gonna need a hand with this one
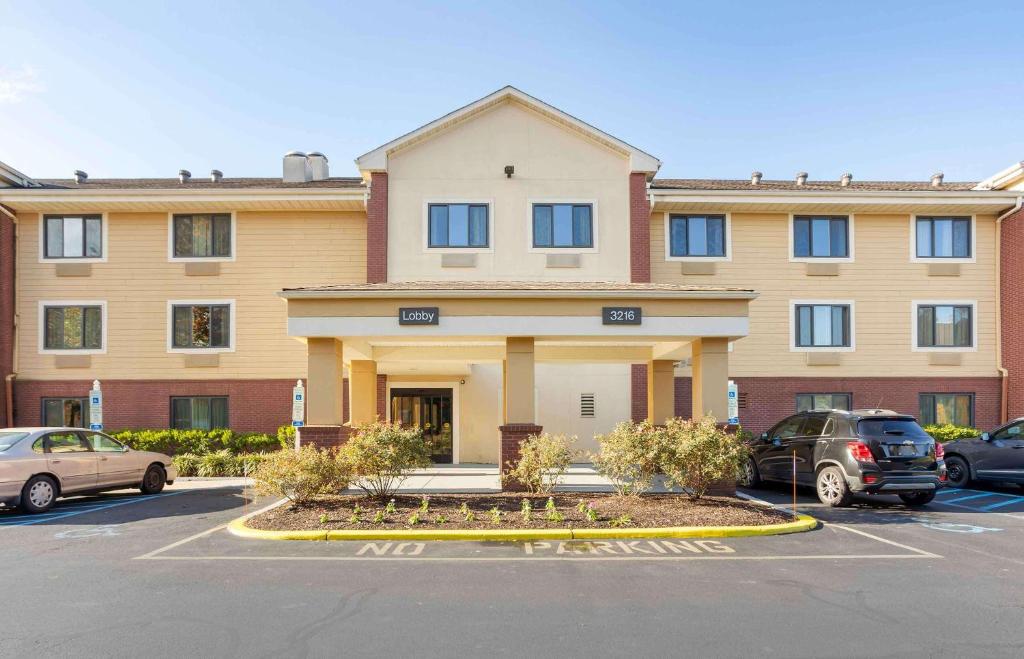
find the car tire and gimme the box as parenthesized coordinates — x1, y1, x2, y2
(899, 491, 936, 506)
(816, 466, 853, 507)
(738, 457, 761, 488)
(944, 456, 971, 488)
(20, 475, 58, 514)
(140, 465, 166, 495)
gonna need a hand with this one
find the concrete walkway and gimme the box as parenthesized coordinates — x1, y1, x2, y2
(370, 465, 623, 493)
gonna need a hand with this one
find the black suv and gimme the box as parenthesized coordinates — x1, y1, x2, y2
(739, 409, 947, 507)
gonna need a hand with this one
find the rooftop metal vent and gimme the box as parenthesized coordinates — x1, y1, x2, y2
(750, 171, 762, 185)
(283, 151, 310, 183)
(73, 170, 88, 184)
(178, 169, 191, 184)
(210, 169, 223, 183)
(931, 172, 944, 187)
(307, 152, 329, 181)
(795, 172, 808, 186)
(840, 173, 853, 187)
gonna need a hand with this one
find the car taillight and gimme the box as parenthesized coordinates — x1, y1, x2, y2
(863, 474, 879, 484)
(939, 472, 948, 482)
(847, 441, 875, 463)
(934, 442, 945, 459)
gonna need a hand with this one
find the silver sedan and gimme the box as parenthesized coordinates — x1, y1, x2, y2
(0, 427, 177, 513)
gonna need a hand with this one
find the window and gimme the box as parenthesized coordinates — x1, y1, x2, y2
(44, 432, 91, 453)
(171, 397, 229, 430)
(916, 304, 973, 348)
(172, 214, 232, 258)
(668, 214, 726, 258)
(794, 303, 851, 348)
(919, 393, 973, 427)
(796, 394, 852, 412)
(42, 398, 89, 427)
(171, 303, 231, 349)
(991, 422, 1023, 441)
(43, 305, 103, 350)
(44, 215, 103, 259)
(915, 216, 971, 258)
(769, 416, 804, 440)
(532, 204, 593, 248)
(800, 414, 829, 437)
(580, 393, 596, 418)
(85, 432, 124, 452)
(793, 216, 849, 258)
(428, 204, 488, 248)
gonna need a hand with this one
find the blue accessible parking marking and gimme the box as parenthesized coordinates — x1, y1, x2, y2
(931, 487, 1024, 513)
(0, 491, 185, 528)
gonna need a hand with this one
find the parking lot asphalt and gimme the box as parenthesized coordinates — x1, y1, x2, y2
(1, 481, 1023, 658)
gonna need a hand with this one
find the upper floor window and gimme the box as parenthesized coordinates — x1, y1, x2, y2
(532, 204, 593, 249)
(44, 215, 103, 259)
(793, 302, 852, 349)
(428, 204, 489, 248)
(171, 302, 232, 350)
(172, 214, 232, 259)
(668, 214, 726, 258)
(793, 216, 849, 259)
(915, 216, 971, 259)
(42, 304, 103, 352)
(916, 303, 973, 349)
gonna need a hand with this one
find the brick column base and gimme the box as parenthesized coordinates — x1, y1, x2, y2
(499, 423, 543, 491)
(297, 425, 352, 450)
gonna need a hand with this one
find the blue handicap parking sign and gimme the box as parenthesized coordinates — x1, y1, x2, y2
(90, 423, 103, 431)
(292, 421, 304, 427)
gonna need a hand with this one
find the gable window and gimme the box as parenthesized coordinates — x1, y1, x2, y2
(668, 214, 726, 258)
(793, 216, 849, 258)
(794, 303, 852, 349)
(796, 393, 851, 412)
(171, 396, 229, 430)
(44, 215, 103, 259)
(42, 397, 89, 428)
(172, 214, 232, 259)
(171, 303, 232, 350)
(532, 204, 593, 248)
(916, 304, 973, 348)
(919, 393, 973, 427)
(915, 216, 971, 259)
(428, 204, 489, 248)
(43, 305, 103, 351)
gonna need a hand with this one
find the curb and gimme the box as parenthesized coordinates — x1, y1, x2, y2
(227, 512, 818, 542)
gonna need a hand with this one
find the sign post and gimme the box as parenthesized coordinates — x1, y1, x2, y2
(89, 380, 103, 431)
(727, 380, 739, 425)
(291, 380, 305, 450)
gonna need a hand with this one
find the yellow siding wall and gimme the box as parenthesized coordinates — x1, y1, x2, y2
(651, 212, 999, 377)
(17, 210, 365, 380)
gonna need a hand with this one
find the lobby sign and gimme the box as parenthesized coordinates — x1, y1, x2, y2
(89, 380, 103, 431)
(727, 380, 739, 425)
(399, 307, 440, 325)
(602, 306, 642, 325)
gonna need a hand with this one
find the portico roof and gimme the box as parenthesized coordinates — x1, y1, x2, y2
(279, 280, 757, 300)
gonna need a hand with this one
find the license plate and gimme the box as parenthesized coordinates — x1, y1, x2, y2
(890, 445, 918, 457)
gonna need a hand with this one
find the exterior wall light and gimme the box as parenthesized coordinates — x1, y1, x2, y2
(504, 165, 514, 178)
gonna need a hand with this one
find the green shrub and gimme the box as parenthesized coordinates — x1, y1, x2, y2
(660, 416, 748, 499)
(339, 420, 431, 499)
(590, 420, 665, 496)
(923, 424, 981, 443)
(172, 453, 201, 477)
(109, 428, 282, 456)
(198, 450, 240, 478)
(252, 445, 350, 504)
(226, 432, 280, 454)
(503, 432, 577, 493)
(237, 453, 269, 475)
(277, 425, 297, 450)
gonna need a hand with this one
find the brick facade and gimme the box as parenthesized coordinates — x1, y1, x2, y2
(629, 172, 650, 284)
(630, 364, 648, 422)
(498, 423, 543, 490)
(376, 373, 387, 419)
(1001, 206, 1024, 420)
(297, 425, 353, 450)
(0, 209, 14, 426)
(366, 171, 388, 283)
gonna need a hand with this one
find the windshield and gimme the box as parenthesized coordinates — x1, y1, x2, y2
(0, 432, 30, 452)
(857, 419, 931, 439)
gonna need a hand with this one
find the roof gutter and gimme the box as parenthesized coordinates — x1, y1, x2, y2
(995, 195, 1024, 423)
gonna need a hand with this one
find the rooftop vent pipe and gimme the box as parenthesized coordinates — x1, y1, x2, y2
(73, 170, 88, 184)
(795, 172, 808, 186)
(307, 152, 329, 181)
(931, 172, 944, 187)
(840, 173, 853, 187)
(751, 171, 763, 185)
(210, 169, 223, 183)
(178, 169, 191, 184)
(283, 151, 311, 183)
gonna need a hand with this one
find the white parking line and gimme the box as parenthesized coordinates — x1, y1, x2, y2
(134, 498, 285, 560)
(0, 491, 188, 528)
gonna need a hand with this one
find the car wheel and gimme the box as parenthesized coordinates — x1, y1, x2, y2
(21, 475, 58, 514)
(140, 465, 166, 495)
(944, 456, 971, 488)
(738, 457, 761, 488)
(899, 491, 936, 506)
(816, 466, 853, 507)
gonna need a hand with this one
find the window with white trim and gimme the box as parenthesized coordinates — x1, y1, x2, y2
(428, 204, 488, 248)
(172, 214, 232, 258)
(172, 304, 231, 349)
(532, 204, 593, 248)
(43, 305, 103, 350)
(668, 214, 726, 257)
(44, 215, 102, 259)
(915, 216, 971, 258)
(793, 216, 848, 258)
(794, 304, 851, 348)
(917, 304, 972, 348)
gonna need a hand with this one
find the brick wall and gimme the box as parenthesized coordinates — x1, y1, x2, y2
(630, 364, 648, 422)
(629, 172, 650, 284)
(1001, 206, 1024, 419)
(366, 171, 388, 283)
(0, 210, 14, 425)
(376, 373, 387, 419)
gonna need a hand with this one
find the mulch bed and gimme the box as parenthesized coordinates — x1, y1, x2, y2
(247, 493, 790, 531)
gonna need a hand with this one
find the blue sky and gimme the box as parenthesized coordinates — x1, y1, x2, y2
(1, 1, 1022, 182)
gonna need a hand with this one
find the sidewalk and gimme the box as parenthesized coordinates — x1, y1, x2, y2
(371, 465, 622, 493)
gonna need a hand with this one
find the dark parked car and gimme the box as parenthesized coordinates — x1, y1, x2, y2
(942, 418, 1024, 488)
(739, 409, 947, 507)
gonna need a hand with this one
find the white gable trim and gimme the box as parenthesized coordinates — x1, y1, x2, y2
(355, 86, 661, 175)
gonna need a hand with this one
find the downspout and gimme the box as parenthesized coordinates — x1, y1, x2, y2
(996, 196, 1024, 423)
(1, 205, 16, 427)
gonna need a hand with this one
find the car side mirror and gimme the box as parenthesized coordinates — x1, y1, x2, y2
(121, 445, 130, 452)
(759, 432, 769, 442)
(980, 432, 991, 442)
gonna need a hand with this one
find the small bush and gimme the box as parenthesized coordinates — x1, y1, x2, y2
(591, 420, 665, 496)
(923, 424, 980, 443)
(503, 432, 577, 493)
(277, 425, 297, 450)
(660, 416, 748, 499)
(198, 450, 240, 478)
(110, 428, 283, 456)
(252, 445, 350, 504)
(172, 453, 201, 477)
(339, 421, 431, 499)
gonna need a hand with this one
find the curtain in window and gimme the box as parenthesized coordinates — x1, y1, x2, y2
(468, 206, 488, 247)
(916, 219, 932, 257)
(211, 398, 229, 428)
(173, 306, 192, 348)
(429, 206, 449, 247)
(46, 218, 64, 257)
(918, 306, 935, 346)
(670, 217, 688, 256)
(572, 206, 592, 247)
(210, 306, 230, 347)
(533, 206, 553, 246)
(706, 216, 724, 256)
(174, 216, 193, 257)
(85, 218, 102, 257)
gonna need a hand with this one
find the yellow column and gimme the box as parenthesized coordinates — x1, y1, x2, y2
(691, 337, 730, 420)
(306, 338, 344, 425)
(646, 359, 676, 425)
(348, 360, 378, 425)
(504, 337, 535, 423)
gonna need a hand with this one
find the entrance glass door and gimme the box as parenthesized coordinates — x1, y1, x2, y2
(389, 388, 454, 463)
